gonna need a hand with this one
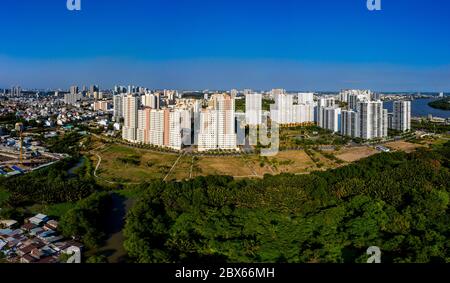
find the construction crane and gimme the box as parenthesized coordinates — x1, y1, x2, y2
(15, 122, 24, 164)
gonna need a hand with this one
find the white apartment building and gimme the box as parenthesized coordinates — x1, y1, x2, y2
(215, 94, 237, 150)
(293, 103, 315, 124)
(317, 107, 341, 133)
(392, 101, 411, 132)
(271, 93, 294, 124)
(142, 93, 160, 109)
(339, 89, 372, 104)
(149, 109, 165, 146)
(122, 94, 139, 142)
(298, 92, 314, 104)
(340, 110, 358, 138)
(198, 109, 218, 151)
(271, 93, 315, 125)
(168, 110, 183, 150)
(348, 91, 372, 110)
(383, 109, 389, 137)
(136, 108, 189, 150)
(243, 89, 252, 96)
(270, 89, 286, 98)
(317, 96, 336, 108)
(340, 100, 388, 140)
(245, 93, 262, 125)
(356, 101, 387, 140)
(316, 96, 335, 125)
(179, 109, 192, 146)
(137, 108, 152, 144)
(198, 94, 237, 151)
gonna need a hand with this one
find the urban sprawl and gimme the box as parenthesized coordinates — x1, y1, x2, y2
(2, 86, 447, 157)
(0, 85, 448, 263)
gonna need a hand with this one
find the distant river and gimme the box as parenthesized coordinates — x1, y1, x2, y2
(384, 98, 450, 119)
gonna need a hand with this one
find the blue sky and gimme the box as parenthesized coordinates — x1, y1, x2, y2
(1, 0, 450, 91)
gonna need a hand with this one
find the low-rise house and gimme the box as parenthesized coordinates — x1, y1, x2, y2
(51, 241, 71, 252)
(2, 213, 83, 263)
(0, 239, 6, 250)
(30, 248, 43, 259)
(21, 254, 37, 263)
(43, 235, 64, 244)
(29, 227, 44, 236)
(0, 220, 18, 229)
(10, 229, 24, 237)
(21, 223, 38, 232)
(6, 237, 20, 248)
(44, 220, 58, 230)
(28, 214, 49, 226)
(37, 230, 55, 241)
(0, 229, 14, 239)
(40, 245, 57, 256)
(18, 243, 45, 257)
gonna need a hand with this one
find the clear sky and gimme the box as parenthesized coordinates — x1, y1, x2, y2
(1, 0, 450, 91)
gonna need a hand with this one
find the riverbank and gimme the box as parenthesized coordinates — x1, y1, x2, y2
(428, 97, 450, 111)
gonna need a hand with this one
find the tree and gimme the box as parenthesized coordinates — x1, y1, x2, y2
(123, 141, 450, 263)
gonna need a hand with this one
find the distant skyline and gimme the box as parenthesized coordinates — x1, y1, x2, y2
(1, 0, 450, 91)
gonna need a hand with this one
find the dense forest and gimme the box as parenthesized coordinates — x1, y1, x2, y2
(60, 192, 112, 249)
(124, 142, 450, 263)
(0, 158, 98, 207)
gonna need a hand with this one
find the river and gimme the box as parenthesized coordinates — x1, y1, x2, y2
(384, 98, 450, 119)
(67, 157, 85, 176)
(97, 193, 136, 263)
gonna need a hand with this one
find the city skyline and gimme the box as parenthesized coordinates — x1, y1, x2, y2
(1, 0, 450, 91)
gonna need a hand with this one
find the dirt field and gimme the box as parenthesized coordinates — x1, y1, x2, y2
(268, 151, 317, 174)
(384, 141, 424, 153)
(242, 155, 276, 176)
(196, 156, 256, 178)
(91, 144, 347, 183)
(91, 142, 423, 183)
(335, 146, 379, 162)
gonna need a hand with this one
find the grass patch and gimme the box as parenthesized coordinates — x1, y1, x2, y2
(197, 156, 255, 177)
(118, 155, 141, 166)
(92, 145, 178, 183)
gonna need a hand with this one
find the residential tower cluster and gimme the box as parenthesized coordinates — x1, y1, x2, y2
(111, 88, 412, 151)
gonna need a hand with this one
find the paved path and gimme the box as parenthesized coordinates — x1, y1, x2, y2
(163, 152, 185, 182)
